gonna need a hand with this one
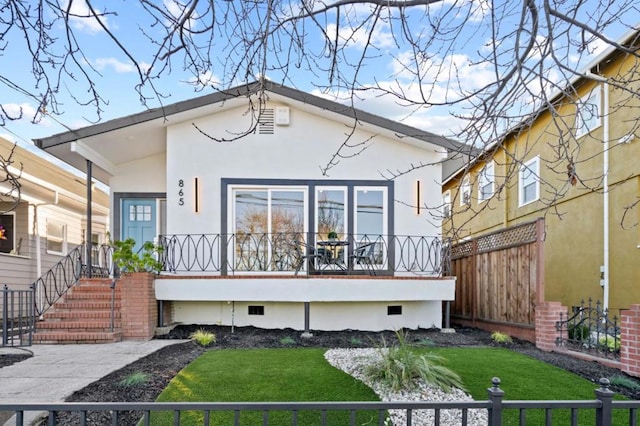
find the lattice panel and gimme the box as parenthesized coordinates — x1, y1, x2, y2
(477, 221, 538, 253)
(450, 220, 539, 258)
(451, 240, 473, 259)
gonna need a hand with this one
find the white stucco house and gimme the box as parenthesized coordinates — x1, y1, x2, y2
(34, 80, 459, 332)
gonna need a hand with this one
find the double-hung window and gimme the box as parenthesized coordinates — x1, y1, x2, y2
(0, 213, 15, 254)
(46, 220, 67, 254)
(477, 161, 495, 202)
(575, 88, 601, 138)
(460, 175, 471, 206)
(442, 191, 451, 218)
(519, 157, 540, 206)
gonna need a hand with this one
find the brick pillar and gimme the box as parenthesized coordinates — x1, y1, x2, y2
(119, 272, 157, 340)
(535, 301, 567, 352)
(620, 304, 640, 378)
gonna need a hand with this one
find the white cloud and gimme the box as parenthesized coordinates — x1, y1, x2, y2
(93, 57, 136, 73)
(325, 22, 395, 50)
(2, 103, 39, 121)
(62, 0, 108, 34)
(163, 0, 199, 30)
(186, 71, 222, 89)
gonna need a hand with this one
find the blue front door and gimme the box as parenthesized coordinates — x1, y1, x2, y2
(121, 199, 157, 253)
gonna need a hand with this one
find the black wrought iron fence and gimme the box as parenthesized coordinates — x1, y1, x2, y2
(31, 243, 115, 317)
(1, 378, 637, 426)
(556, 298, 621, 360)
(1, 284, 34, 347)
(158, 233, 450, 276)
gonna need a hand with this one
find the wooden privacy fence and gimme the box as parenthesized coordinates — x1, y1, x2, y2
(450, 219, 545, 340)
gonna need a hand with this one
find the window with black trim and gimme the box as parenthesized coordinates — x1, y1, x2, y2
(0, 213, 15, 254)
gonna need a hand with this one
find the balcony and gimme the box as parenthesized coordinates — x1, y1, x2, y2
(158, 233, 450, 277)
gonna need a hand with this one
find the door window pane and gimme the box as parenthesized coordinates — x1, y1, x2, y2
(233, 188, 306, 272)
(355, 189, 384, 237)
(316, 189, 346, 239)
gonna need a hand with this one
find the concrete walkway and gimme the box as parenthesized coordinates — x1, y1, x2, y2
(0, 340, 182, 426)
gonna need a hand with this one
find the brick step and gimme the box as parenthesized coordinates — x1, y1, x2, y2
(43, 310, 121, 320)
(32, 330, 122, 344)
(54, 301, 121, 310)
(72, 282, 116, 290)
(64, 292, 118, 301)
(36, 319, 121, 331)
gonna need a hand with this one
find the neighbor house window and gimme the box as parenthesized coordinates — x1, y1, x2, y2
(460, 175, 471, 206)
(0, 213, 16, 254)
(478, 161, 495, 202)
(575, 88, 601, 138)
(519, 157, 540, 206)
(442, 191, 451, 218)
(46, 220, 67, 254)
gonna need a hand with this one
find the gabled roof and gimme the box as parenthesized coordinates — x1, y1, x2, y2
(0, 137, 108, 215)
(35, 80, 463, 152)
(34, 80, 466, 184)
(442, 26, 640, 185)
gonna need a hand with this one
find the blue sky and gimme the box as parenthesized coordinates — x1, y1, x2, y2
(1, 1, 637, 167)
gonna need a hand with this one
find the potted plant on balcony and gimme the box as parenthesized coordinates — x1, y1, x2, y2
(327, 231, 338, 241)
(112, 237, 164, 275)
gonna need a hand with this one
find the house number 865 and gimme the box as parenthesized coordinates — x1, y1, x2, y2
(178, 179, 185, 206)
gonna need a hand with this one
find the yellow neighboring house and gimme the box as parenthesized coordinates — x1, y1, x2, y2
(0, 137, 109, 290)
(443, 29, 640, 318)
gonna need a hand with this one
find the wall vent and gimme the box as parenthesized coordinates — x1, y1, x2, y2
(258, 109, 275, 134)
(275, 106, 290, 126)
(387, 305, 402, 315)
(248, 305, 265, 315)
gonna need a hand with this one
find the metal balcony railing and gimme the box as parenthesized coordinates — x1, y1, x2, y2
(158, 233, 450, 276)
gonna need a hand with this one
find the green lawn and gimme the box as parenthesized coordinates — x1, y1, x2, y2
(150, 347, 628, 426)
(430, 347, 627, 426)
(151, 348, 380, 425)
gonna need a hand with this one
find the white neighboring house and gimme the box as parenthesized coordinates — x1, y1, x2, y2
(0, 137, 109, 291)
(35, 81, 459, 332)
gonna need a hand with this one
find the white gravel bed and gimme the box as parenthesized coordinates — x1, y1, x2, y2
(324, 348, 488, 426)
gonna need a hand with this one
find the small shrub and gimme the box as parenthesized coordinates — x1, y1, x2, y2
(189, 329, 216, 346)
(118, 372, 149, 387)
(491, 331, 513, 344)
(112, 238, 164, 273)
(568, 323, 591, 341)
(365, 330, 465, 393)
(349, 337, 363, 346)
(610, 375, 640, 391)
(280, 336, 296, 346)
(598, 335, 620, 353)
(414, 338, 435, 347)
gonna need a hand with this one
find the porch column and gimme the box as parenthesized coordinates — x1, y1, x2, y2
(86, 159, 93, 278)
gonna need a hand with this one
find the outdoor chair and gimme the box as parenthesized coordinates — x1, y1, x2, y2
(350, 241, 377, 275)
(292, 240, 332, 275)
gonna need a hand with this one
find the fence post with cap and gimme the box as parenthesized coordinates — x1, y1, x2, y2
(595, 378, 614, 426)
(487, 377, 504, 426)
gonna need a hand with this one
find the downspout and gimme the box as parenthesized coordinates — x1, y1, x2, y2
(586, 72, 610, 311)
(602, 80, 610, 312)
